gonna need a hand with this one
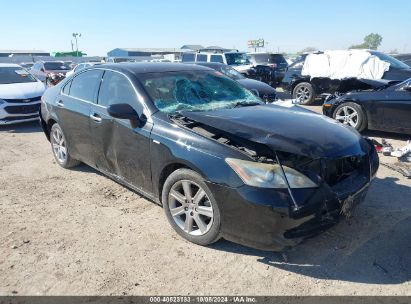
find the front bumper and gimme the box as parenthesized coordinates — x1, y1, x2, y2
(322, 100, 338, 117)
(0, 99, 41, 125)
(207, 148, 379, 251)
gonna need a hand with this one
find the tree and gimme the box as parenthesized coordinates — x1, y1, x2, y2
(350, 33, 383, 50)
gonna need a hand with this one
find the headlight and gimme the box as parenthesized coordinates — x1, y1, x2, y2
(225, 158, 318, 189)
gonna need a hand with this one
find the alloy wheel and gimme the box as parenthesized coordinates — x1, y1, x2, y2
(51, 127, 67, 163)
(295, 86, 311, 103)
(335, 106, 359, 127)
(168, 180, 214, 236)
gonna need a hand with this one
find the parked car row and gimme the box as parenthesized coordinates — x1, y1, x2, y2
(181, 50, 288, 86)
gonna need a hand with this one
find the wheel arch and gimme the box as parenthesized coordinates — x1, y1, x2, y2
(291, 79, 313, 93)
(333, 99, 368, 130)
(45, 118, 58, 141)
(157, 161, 204, 203)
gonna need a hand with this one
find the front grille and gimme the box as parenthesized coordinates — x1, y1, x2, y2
(2, 96, 41, 104)
(323, 155, 367, 187)
(4, 104, 40, 114)
(1, 114, 38, 122)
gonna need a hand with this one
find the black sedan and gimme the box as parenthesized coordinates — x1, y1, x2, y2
(187, 62, 277, 102)
(40, 63, 379, 251)
(323, 78, 411, 134)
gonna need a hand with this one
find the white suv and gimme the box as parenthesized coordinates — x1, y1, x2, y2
(182, 52, 252, 73)
(0, 64, 46, 125)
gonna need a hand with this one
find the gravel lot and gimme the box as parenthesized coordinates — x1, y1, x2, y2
(0, 104, 410, 296)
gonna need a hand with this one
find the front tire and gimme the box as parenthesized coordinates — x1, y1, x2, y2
(333, 102, 367, 132)
(50, 123, 80, 168)
(293, 82, 315, 105)
(162, 169, 221, 246)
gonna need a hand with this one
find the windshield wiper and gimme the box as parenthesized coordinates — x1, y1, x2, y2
(232, 101, 261, 108)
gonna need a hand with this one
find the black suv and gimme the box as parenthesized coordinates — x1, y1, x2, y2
(247, 52, 288, 86)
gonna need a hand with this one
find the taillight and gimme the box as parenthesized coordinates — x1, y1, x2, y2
(268, 63, 277, 69)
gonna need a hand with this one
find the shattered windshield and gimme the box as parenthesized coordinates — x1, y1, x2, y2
(139, 71, 262, 114)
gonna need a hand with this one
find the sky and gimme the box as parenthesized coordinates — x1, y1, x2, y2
(1, 0, 410, 56)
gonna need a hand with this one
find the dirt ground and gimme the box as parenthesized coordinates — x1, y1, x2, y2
(0, 104, 410, 296)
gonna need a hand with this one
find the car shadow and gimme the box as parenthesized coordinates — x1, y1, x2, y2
(211, 176, 411, 285)
(0, 121, 41, 133)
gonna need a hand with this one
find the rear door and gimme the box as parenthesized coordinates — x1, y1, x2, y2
(91, 70, 153, 193)
(57, 69, 103, 164)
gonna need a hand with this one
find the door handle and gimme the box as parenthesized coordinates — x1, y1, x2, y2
(90, 113, 102, 123)
(57, 100, 64, 108)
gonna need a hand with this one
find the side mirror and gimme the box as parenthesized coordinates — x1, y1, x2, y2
(40, 68, 45, 72)
(107, 103, 146, 128)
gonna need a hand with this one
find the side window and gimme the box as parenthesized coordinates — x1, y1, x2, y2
(97, 71, 139, 109)
(62, 80, 72, 95)
(181, 53, 195, 62)
(210, 55, 224, 63)
(68, 70, 103, 103)
(196, 54, 207, 62)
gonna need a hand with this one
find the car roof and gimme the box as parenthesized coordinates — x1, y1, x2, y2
(187, 62, 225, 68)
(0, 63, 21, 68)
(37, 60, 65, 63)
(91, 62, 212, 75)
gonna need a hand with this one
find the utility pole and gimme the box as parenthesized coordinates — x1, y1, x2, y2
(72, 33, 82, 56)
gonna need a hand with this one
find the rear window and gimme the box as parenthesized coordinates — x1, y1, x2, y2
(0, 67, 37, 84)
(196, 54, 208, 62)
(252, 54, 270, 63)
(269, 54, 288, 65)
(182, 53, 195, 62)
(44, 62, 70, 70)
(210, 55, 224, 63)
(252, 54, 287, 65)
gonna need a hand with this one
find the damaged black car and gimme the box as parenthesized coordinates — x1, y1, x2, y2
(323, 78, 411, 134)
(40, 63, 379, 251)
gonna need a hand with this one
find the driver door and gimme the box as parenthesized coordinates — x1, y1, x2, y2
(91, 70, 153, 193)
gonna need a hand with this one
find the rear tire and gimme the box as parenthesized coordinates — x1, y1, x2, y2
(162, 169, 221, 246)
(50, 123, 80, 168)
(333, 102, 367, 132)
(293, 82, 315, 105)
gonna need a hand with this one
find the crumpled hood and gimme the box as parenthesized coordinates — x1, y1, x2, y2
(182, 104, 369, 159)
(0, 81, 46, 99)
